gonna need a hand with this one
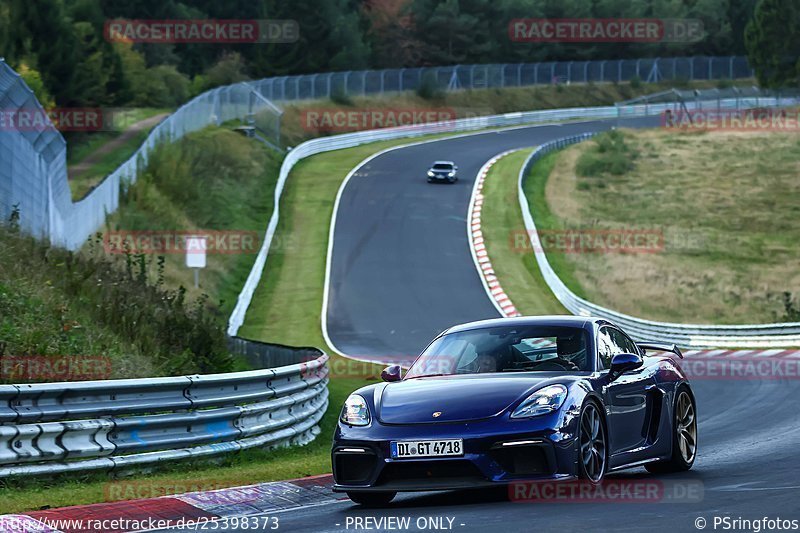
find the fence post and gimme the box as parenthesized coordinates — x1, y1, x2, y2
(399, 68, 405, 91)
(344, 71, 351, 95)
(517, 63, 523, 86)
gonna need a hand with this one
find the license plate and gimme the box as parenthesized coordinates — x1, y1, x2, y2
(390, 439, 464, 459)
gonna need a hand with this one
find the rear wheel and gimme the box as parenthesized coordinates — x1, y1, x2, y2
(645, 387, 697, 473)
(346, 491, 396, 507)
(578, 402, 607, 483)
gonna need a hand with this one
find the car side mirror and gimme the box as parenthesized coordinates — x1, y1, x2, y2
(609, 353, 643, 377)
(381, 365, 402, 382)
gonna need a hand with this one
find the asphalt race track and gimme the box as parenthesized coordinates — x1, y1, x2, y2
(155, 118, 800, 533)
(160, 377, 800, 532)
(325, 117, 655, 362)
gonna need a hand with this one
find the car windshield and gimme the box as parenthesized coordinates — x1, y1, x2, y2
(432, 163, 453, 170)
(406, 325, 591, 378)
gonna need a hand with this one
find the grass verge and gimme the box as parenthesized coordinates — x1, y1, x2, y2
(479, 150, 566, 315)
(238, 131, 481, 347)
(527, 129, 800, 324)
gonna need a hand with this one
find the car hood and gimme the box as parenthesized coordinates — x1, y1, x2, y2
(376, 373, 571, 424)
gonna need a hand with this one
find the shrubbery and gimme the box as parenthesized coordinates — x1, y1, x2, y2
(0, 222, 235, 381)
(575, 130, 639, 178)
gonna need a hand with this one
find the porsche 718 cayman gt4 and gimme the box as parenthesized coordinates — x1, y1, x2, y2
(332, 316, 697, 506)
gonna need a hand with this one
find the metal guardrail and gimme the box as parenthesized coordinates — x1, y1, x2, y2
(516, 135, 800, 348)
(0, 353, 328, 477)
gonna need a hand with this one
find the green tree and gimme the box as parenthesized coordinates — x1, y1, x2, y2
(745, 0, 800, 87)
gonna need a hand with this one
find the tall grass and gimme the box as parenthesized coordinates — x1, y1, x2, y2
(0, 223, 234, 381)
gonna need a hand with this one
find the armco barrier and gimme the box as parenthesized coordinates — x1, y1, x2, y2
(0, 353, 328, 477)
(516, 134, 800, 348)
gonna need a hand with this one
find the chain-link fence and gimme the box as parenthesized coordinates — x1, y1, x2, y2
(0, 62, 282, 249)
(0, 55, 755, 251)
(250, 56, 752, 102)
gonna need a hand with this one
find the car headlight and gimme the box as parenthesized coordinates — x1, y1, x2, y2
(427, 170, 434, 177)
(448, 171, 455, 177)
(340, 394, 370, 426)
(511, 384, 568, 418)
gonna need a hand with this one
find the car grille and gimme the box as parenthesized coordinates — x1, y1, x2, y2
(489, 445, 552, 476)
(334, 452, 378, 485)
(376, 460, 485, 486)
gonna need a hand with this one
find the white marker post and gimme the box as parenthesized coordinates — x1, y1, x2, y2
(185, 235, 208, 288)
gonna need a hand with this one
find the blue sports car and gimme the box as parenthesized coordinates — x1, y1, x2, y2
(332, 316, 697, 506)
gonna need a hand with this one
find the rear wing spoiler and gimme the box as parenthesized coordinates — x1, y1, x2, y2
(637, 342, 683, 359)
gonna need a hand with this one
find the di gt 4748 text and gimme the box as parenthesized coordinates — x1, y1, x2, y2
(332, 316, 697, 506)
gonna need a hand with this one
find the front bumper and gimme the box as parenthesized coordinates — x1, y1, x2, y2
(427, 173, 456, 181)
(332, 418, 578, 492)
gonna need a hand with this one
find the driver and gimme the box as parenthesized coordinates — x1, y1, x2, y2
(556, 335, 587, 370)
(474, 354, 498, 373)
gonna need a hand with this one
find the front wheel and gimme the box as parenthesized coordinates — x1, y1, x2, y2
(645, 387, 697, 473)
(578, 401, 607, 483)
(346, 491, 396, 507)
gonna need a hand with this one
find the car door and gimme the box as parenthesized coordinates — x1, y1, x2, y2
(599, 326, 654, 453)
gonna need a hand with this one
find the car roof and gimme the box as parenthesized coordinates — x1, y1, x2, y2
(431, 161, 455, 166)
(441, 315, 603, 336)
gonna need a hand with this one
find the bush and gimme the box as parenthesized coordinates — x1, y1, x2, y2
(0, 223, 235, 381)
(416, 71, 444, 100)
(717, 78, 734, 89)
(629, 75, 642, 90)
(330, 83, 353, 106)
(575, 130, 638, 177)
